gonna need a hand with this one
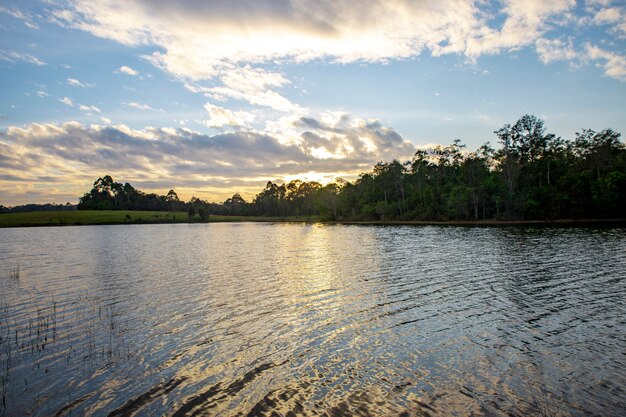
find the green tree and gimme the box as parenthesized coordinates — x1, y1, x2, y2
(197, 206, 210, 221)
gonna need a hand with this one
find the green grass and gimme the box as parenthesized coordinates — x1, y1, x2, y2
(0, 210, 320, 227)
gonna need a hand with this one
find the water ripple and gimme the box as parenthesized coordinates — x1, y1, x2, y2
(0, 223, 624, 416)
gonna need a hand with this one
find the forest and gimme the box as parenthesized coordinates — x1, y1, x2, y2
(0, 202, 76, 213)
(76, 115, 626, 221)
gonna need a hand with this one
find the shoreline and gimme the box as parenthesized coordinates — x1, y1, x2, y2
(1, 210, 625, 228)
(331, 218, 626, 226)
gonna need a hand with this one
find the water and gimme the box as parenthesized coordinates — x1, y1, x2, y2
(0, 223, 624, 416)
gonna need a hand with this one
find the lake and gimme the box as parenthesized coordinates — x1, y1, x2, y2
(0, 223, 624, 416)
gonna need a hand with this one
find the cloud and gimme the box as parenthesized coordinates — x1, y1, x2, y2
(67, 78, 93, 87)
(49, 0, 626, 108)
(79, 104, 102, 113)
(204, 103, 255, 128)
(535, 38, 580, 64)
(0, 116, 417, 204)
(461, 0, 577, 59)
(58, 97, 74, 106)
(0, 5, 40, 30)
(123, 102, 163, 112)
(588, 2, 626, 37)
(585, 43, 626, 81)
(60, 0, 623, 69)
(294, 112, 417, 158)
(100, 117, 112, 124)
(118, 65, 139, 76)
(55, 1, 578, 73)
(593, 7, 622, 25)
(36, 90, 49, 98)
(185, 66, 302, 113)
(0, 50, 46, 66)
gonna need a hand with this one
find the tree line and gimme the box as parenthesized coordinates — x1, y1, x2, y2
(77, 115, 625, 221)
(0, 203, 76, 214)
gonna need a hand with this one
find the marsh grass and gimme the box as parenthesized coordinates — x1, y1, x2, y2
(0, 285, 130, 416)
(6, 267, 19, 282)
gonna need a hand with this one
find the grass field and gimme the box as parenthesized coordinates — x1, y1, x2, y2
(2, 210, 621, 228)
(0, 210, 319, 227)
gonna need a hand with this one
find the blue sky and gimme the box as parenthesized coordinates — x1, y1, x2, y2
(1, 0, 626, 204)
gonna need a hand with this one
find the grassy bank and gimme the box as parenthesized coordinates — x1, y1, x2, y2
(1, 210, 624, 228)
(0, 210, 319, 227)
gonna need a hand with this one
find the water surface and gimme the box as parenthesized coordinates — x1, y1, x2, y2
(0, 223, 624, 416)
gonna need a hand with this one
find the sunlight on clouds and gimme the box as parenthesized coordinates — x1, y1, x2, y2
(282, 172, 347, 185)
(52, 0, 602, 74)
(204, 103, 255, 128)
(310, 147, 340, 160)
(55, 1, 487, 73)
(186, 67, 301, 113)
(4, 1, 626, 205)
(0, 116, 416, 204)
(43, 0, 626, 134)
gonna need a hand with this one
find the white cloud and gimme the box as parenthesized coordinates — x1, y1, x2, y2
(36, 90, 49, 97)
(535, 38, 580, 64)
(67, 78, 93, 87)
(55, 0, 573, 75)
(585, 43, 626, 81)
(51, 0, 626, 109)
(463, 0, 577, 58)
(0, 116, 417, 203)
(58, 97, 74, 107)
(185, 66, 301, 112)
(100, 117, 112, 124)
(593, 7, 622, 25)
(0, 50, 46, 66)
(586, 0, 613, 6)
(79, 104, 102, 113)
(588, 2, 626, 37)
(204, 103, 255, 128)
(123, 102, 163, 112)
(0, 5, 40, 30)
(118, 65, 139, 76)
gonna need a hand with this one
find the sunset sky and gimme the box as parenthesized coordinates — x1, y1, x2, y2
(1, 0, 626, 205)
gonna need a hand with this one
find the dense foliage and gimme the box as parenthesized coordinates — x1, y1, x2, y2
(78, 177, 187, 211)
(0, 203, 76, 213)
(77, 115, 625, 221)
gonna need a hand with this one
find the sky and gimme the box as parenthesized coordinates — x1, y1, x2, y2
(1, 0, 626, 205)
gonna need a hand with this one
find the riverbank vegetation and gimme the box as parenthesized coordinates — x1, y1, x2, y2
(0, 203, 76, 213)
(0, 211, 318, 227)
(77, 115, 626, 221)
